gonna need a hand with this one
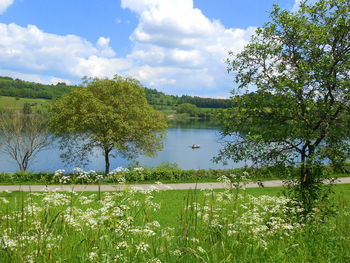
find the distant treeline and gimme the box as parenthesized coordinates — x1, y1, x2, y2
(145, 88, 234, 108)
(0, 76, 73, 99)
(0, 76, 233, 108)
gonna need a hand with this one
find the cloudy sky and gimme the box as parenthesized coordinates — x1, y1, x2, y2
(0, 0, 299, 97)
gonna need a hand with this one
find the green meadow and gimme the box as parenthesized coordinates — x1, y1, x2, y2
(0, 96, 49, 112)
(0, 185, 349, 262)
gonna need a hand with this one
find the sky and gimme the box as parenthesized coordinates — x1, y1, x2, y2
(0, 0, 300, 98)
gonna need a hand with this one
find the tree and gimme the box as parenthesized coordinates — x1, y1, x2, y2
(217, 0, 350, 207)
(49, 76, 167, 174)
(176, 103, 199, 117)
(0, 112, 53, 171)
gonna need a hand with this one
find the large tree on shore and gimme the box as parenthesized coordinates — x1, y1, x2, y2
(49, 76, 167, 174)
(217, 0, 350, 206)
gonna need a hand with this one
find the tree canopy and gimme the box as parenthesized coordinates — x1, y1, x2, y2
(217, 0, 350, 206)
(49, 76, 167, 174)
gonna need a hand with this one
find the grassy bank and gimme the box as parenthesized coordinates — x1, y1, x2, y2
(0, 96, 48, 112)
(0, 185, 349, 262)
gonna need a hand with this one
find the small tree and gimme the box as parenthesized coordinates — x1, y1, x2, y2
(0, 113, 53, 171)
(217, 0, 350, 208)
(49, 76, 167, 174)
(176, 103, 199, 117)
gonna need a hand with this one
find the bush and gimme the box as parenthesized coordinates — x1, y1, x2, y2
(0, 165, 348, 185)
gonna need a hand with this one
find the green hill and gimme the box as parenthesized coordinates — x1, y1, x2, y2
(0, 76, 233, 109)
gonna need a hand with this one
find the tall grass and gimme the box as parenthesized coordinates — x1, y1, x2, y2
(0, 186, 349, 262)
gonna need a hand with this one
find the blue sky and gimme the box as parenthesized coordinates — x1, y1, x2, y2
(0, 0, 299, 97)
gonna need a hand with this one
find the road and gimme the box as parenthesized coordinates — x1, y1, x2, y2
(0, 177, 349, 192)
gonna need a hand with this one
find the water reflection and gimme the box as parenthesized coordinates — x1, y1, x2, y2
(0, 120, 245, 172)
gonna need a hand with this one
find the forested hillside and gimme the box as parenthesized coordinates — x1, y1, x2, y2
(0, 76, 72, 99)
(0, 76, 233, 108)
(145, 88, 233, 108)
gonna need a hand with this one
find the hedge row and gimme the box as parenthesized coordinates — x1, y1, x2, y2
(1, 164, 349, 184)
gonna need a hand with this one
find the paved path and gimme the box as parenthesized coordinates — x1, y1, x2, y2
(1, 177, 350, 192)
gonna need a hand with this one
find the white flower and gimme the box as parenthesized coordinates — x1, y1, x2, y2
(110, 167, 129, 173)
(197, 246, 206, 254)
(88, 252, 98, 260)
(136, 242, 149, 252)
(148, 258, 162, 263)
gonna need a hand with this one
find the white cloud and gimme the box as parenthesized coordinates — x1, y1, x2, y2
(0, 0, 14, 14)
(50, 77, 71, 85)
(292, 0, 303, 11)
(96, 37, 116, 57)
(0, 69, 71, 84)
(0, 23, 130, 80)
(73, 56, 131, 78)
(292, 0, 317, 12)
(0, 0, 256, 97)
(120, 0, 255, 95)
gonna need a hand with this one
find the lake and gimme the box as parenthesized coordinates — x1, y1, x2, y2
(0, 120, 246, 173)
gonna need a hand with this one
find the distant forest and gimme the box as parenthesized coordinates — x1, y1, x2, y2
(0, 76, 233, 108)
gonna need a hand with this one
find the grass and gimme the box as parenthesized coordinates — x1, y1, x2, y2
(1, 184, 350, 262)
(0, 96, 49, 111)
(2, 184, 349, 227)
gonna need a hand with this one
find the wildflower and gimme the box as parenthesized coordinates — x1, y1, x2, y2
(0, 197, 9, 204)
(197, 246, 206, 254)
(116, 241, 128, 249)
(88, 252, 98, 260)
(136, 242, 149, 252)
(148, 258, 162, 263)
(171, 249, 182, 256)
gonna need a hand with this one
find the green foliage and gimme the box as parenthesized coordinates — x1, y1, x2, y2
(176, 103, 199, 116)
(0, 165, 347, 185)
(22, 102, 32, 114)
(49, 76, 167, 174)
(0, 186, 349, 262)
(145, 87, 234, 108)
(218, 0, 350, 208)
(0, 76, 73, 99)
(0, 76, 233, 109)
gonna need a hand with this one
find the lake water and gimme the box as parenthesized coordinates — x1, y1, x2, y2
(0, 120, 246, 173)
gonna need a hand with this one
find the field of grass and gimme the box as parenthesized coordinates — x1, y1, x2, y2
(0, 96, 49, 111)
(0, 185, 349, 262)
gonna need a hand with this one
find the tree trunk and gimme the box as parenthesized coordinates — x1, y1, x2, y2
(21, 152, 30, 171)
(300, 149, 306, 185)
(104, 148, 111, 175)
(300, 145, 314, 189)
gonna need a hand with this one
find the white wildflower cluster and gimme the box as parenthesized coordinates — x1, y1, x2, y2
(218, 172, 250, 189)
(133, 167, 144, 172)
(53, 168, 105, 184)
(0, 187, 166, 262)
(185, 189, 306, 249)
(136, 241, 149, 252)
(54, 169, 71, 184)
(108, 167, 128, 183)
(73, 168, 104, 183)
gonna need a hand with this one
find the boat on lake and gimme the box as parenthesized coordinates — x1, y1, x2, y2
(191, 144, 200, 149)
